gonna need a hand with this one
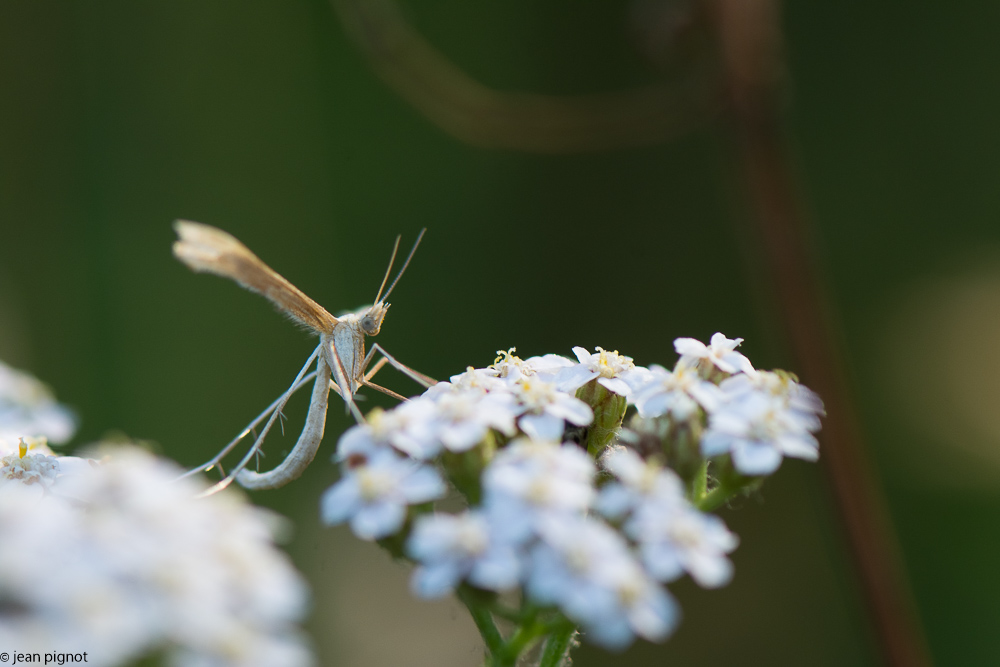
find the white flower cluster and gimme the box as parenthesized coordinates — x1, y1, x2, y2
(0, 359, 314, 667)
(0, 359, 76, 444)
(0, 447, 313, 667)
(598, 447, 738, 588)
(321, 336, 821, 650)
(628, 333, 825, 476)
(701, 369, 825, 475)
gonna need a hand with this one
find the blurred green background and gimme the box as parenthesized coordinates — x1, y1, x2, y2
(2, 1, 998, 665)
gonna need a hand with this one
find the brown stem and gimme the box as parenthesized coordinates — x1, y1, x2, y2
(711, 1, 932, 664)
(331, 0, 722, 153)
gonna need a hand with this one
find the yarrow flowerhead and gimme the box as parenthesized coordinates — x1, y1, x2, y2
(0, 445, 313, 667)
(316, 336, 821, 656)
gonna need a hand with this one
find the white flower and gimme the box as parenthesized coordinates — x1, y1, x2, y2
(702, 391, 819, 475)
(556, 347, 642, 396)
(0, 446, 312, 667)
(527, 516, 679, 650)
(511, 377, 593, 440)
(0, 437, 60, 488)
(0, 438, 95, 499)
(417, 390, 518, 453)
(482, 438, 595, 542)
(423, 366, 510, 401)
(350, 372, 521, 459)
(596, 446, 686, 519)
(336, 403, 436, 460)
(628, 502, 738, 588)
(598, 447, 737, 588)
(0, 360, 76, 444)
(674, 333, 754, 375)
(630, 362, 720, 420)
(321, 449, 446, 540)
(407, 510, 523, 598)
(488, 348, 574, 384)
(719, 370, 824, 429)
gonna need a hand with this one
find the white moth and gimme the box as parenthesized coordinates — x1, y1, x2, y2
(172, 220, 433, 493)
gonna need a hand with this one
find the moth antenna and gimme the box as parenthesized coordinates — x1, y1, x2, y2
(373, 235, 401, 305)
(381, 228, 426, 303)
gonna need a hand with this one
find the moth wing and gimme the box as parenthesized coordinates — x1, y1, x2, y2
(173, 220, 338, 334)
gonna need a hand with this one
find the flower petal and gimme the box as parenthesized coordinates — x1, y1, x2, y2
(597, 377, 632, 396)
(548, 397, 594, 426)
(518, 413, 564, 440)
(469, 547, 522, 592)
(319, 477, 361, 526)
(556, 366, 599, 393)
(731, 441, 783, 476)
(776, 433, 819, 461)
(673, 338, 707, 357)
(398, 466, 447, 504)
(351, 500, 406, 540)
(685, 551, 733, 589)
(412, 563, 463, 599)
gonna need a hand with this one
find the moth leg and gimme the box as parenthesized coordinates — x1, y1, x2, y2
(236, 351, 333, 490)
(180, 347, 319, 482)
(194, 344, 323, 495)
(369, 343, 437, 388)
(361, 379, 407, 402)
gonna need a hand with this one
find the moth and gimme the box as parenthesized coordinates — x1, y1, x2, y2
(172, 221, 433, 492)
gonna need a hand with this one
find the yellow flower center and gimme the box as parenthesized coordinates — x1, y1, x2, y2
(491, 348, 526, 378)
(669, 516, 703, 547)
(457, 523, 488, 555)
(617, 576, 643, 606)
(637, 463, 661, 494)
(526, 478, 552, 504)
(357, 468, 392, 501)
(565, 545, 591, 574)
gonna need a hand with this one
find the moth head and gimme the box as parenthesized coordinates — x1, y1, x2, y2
(361, 302, 389, 336)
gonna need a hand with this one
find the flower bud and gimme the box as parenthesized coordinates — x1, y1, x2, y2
(576, 379, 628, 457)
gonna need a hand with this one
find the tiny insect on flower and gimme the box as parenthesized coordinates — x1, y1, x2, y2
(172, 221, 436, 492)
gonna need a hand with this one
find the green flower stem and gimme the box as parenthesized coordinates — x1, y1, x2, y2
(538, 624, 577, 667)
(688, 459, 709, 503)
(697, 461, 763, 511)
(487, 601, 527, 623)
(458, 588, 504, 660)
(697, 474, 759, 511)
(668, 420, 705, 488)
(697, 483, 734, 512)
(496, 619, 547, 666)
